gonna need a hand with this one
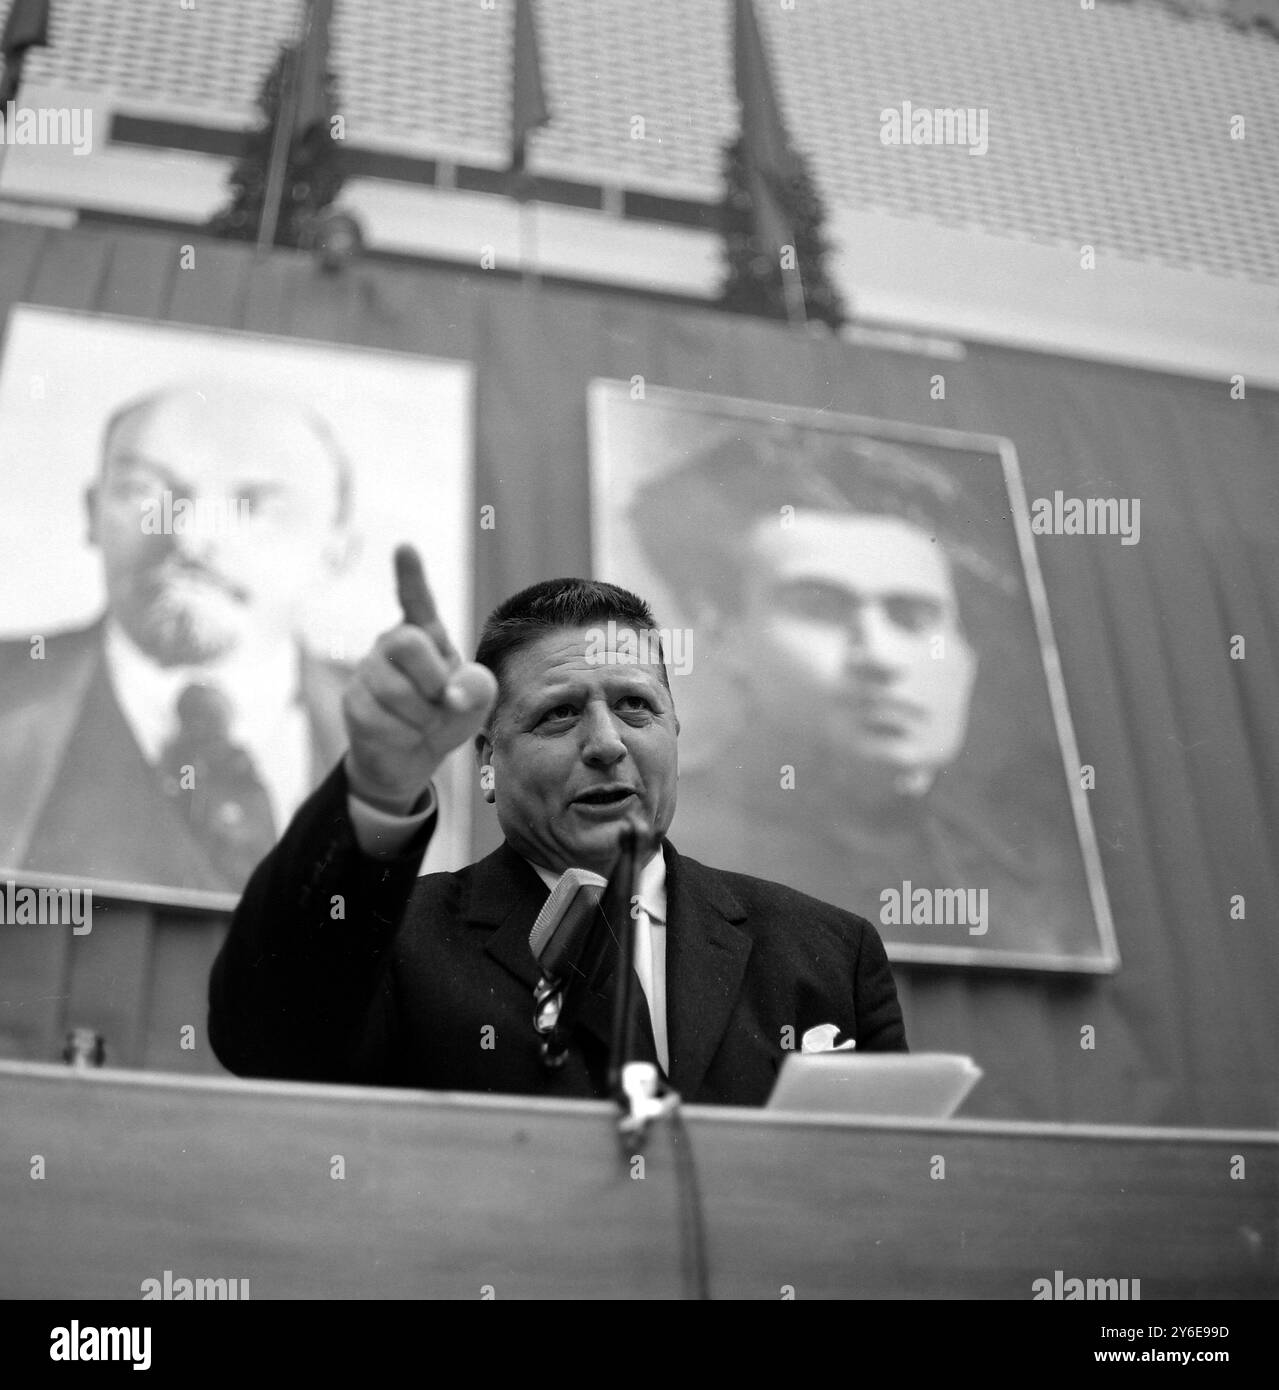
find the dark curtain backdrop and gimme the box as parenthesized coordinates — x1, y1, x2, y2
(1, 222, 1275, 1126)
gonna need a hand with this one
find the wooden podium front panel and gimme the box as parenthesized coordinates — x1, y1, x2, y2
(1, 1065, 680, 1301)
(690, 1114, 1277, 1299)
(1, 1063, 1275, 1300)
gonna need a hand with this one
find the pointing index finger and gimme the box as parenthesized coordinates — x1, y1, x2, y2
(394, 543, 458, 662)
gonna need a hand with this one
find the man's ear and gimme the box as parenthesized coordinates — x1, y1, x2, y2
(84, 482, 101, 548)
(475, 731, 496, 803)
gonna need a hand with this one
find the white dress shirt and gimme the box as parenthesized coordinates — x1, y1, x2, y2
(347, 786, 670, 1073)
(103, 619, 310, 834)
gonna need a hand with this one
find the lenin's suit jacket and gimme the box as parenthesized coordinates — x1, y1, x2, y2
(208, 762, 908, 1106)
(0, 620, 350, 895)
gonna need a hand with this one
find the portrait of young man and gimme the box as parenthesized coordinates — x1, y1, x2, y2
(593, 384, 1116, 971)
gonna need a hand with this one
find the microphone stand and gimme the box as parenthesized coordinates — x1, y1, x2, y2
(606, 820, 680, 1147)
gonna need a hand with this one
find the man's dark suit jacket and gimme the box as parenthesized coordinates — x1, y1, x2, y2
(0, 621, 350, 896)
(209, 763, 908, 1106)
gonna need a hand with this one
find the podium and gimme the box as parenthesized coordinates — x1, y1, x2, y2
(2, 1061, 1275, 1299)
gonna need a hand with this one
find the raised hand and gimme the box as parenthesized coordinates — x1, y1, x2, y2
(342, 544, 497, 814)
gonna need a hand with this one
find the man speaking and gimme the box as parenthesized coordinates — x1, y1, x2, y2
(209, 547, 907, 1105)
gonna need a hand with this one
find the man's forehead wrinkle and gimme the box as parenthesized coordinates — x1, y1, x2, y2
(500, 636, 670, 723)
(514, 631, 665, 672)
(516, 664, 668, 702)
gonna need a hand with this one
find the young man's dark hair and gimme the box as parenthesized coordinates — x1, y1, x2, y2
(627, 426, 1017, 625)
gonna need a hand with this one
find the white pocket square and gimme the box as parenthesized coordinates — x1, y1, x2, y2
(800, 1023, 856, 1054)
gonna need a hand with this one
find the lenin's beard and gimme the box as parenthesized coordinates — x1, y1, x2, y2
(115, 567, 248, 667)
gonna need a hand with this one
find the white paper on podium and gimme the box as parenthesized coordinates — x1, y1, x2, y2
(767, 1052, 983, 1119)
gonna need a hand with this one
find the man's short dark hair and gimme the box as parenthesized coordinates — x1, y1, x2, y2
(628, 427, 1016, 620)
(475, 578, 669, 723)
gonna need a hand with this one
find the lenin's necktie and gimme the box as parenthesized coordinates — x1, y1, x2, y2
(157, 683, 277, 889)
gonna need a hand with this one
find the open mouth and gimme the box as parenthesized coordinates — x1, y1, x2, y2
(572, 787, 637, 808)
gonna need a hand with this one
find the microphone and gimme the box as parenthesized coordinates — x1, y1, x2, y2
(529, 867, 608, 980)
(597, 819, 676, 1140)
(528, 867, 607, 1067)
(605, 821, 643, 1101)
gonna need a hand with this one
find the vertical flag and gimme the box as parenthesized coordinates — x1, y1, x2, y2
(292, 0, 334, 140)
(258, 0, 333, 251)
(0, 0, 51, 111)
(510, 0, 549, 177)
(732, 0, 806, 323)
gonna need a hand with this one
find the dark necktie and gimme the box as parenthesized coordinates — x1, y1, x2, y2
(157, 683, 277, 889)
